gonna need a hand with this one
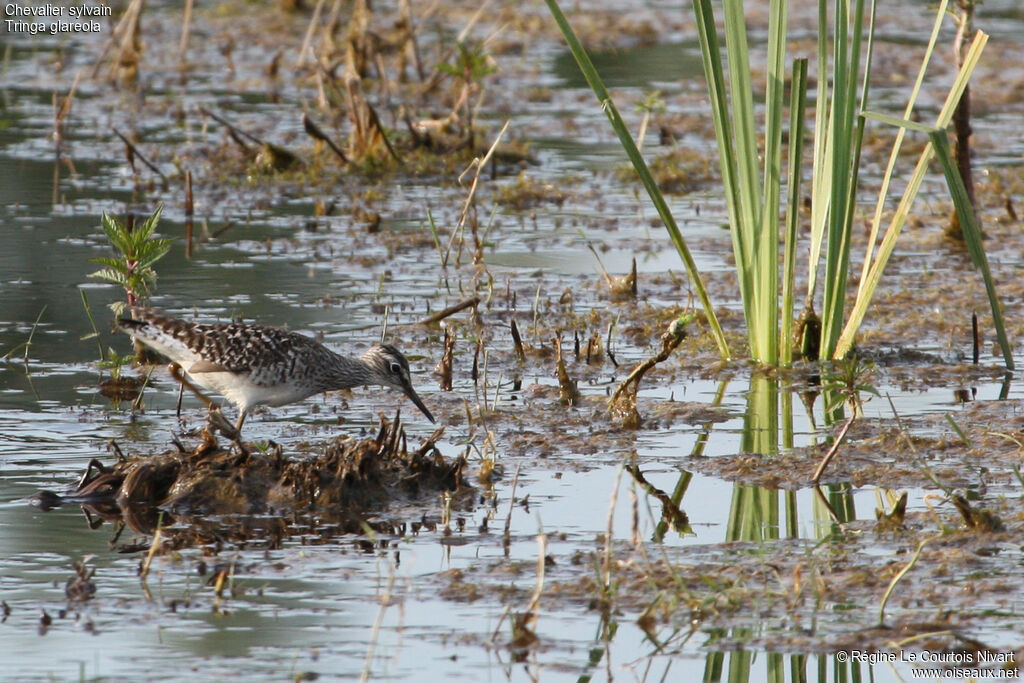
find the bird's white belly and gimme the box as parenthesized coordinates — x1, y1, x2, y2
(186, 371, 313, 411)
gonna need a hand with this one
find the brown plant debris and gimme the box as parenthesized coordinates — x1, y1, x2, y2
(31, 417, 472, 540)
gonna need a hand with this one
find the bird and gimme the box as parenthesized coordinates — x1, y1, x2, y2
(115, 307, 434, 439)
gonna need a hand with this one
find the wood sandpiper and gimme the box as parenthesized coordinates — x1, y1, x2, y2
(116, 307, 435, 438)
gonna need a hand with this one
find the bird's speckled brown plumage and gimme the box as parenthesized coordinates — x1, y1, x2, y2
(117, 307, 434, 432)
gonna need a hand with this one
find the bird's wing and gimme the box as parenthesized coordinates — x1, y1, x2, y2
(188, 360, 232, 374)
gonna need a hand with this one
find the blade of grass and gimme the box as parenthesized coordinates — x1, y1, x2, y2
(930, 130, 1014, 370)
(692, 0, 748, 344)
(856, 0, 949, 297)
(425, 207, 445, 267)
(781, 58, 808, 367)
(819, 0, 869, 359)
(878, 535, 937, 626)
(692, 0, 786, 363)
(753, 0, 788, 365)
(943, 413, 973, 448)
(79, 288, 105, 362)
(545, 0, 730, 360)
(805, 0, 832, 309)
(835, 31, 990, 359)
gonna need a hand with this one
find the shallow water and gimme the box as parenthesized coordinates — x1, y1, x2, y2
(2, 1, 1024, 681)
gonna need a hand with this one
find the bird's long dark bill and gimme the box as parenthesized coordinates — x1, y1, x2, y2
(405, 386, 435, 423)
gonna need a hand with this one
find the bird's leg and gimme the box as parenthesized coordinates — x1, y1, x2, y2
(168, 363, 215, 408)
(175, 380, 184, 420)
(167, 363, 239, 441)
(229, 411, 250, 462)
(206, 408, 241, 441)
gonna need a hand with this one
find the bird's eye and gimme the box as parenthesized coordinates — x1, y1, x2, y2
(390, 362, 402, 375)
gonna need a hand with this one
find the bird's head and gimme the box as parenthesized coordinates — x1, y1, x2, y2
(361, 344, 435, 423)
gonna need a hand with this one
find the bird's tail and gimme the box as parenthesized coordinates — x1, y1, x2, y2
(114, 307, 190, 361)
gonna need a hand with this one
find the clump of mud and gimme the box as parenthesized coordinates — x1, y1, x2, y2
(31, 417, 471, 542)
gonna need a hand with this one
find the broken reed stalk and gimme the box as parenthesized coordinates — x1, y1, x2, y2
(510, 318, 526, 362)
(179, 0, 193, 63)
(418, 295, 480, 325)
(53, 70, 81, 155)
(114, 0, 143, 83)
(112, 128, 167, 181)
(198, 107, 257, 152)
(211, 565, 233, 613)
(811, 413, 855, 483)
(605, 318, 619, 368)
(502, 463, 521, 555)
(443, 120, 510, 267)
(438, 326, 453, 391)
(471, 337, 480, 383)
(397, 0, 425, 81)
(586, 242, 638, 298)
(322, 0, 345, 47)
(302, 113, 350, 164)
(1005, 196, 1018, 222)
(946, 0, 979, 240)
(521, 530, 549, 636)
(296, 0, 326, 68)
(90, 0, 143, 80)
(609, 316, 689, 406)
(971, 312, 979, 365)
(344, 0, 372, 78)
(365, 103, 401, 163)
(341, 77, 401, 163)
(184, 169, 193, 259)
(479, 346, 490, 414)
(554, 336, 581, 406)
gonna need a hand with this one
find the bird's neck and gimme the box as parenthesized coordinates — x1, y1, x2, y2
(324, 351, 374, 391)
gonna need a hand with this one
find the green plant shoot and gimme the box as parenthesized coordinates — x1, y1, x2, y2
(88, 204, 172, 314)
